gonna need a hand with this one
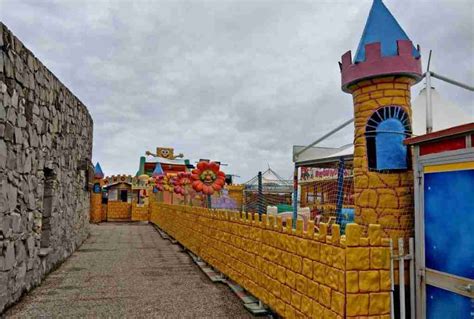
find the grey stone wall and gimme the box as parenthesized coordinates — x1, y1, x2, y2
(0, 23, 93, 312)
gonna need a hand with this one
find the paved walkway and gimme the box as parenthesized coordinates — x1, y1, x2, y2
(5, 223, 254, 318)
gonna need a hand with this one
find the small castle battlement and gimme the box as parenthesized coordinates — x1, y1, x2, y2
(340, 40, 422, 92)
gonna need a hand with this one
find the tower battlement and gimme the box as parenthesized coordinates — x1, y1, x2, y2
(340, 40, 422, 92)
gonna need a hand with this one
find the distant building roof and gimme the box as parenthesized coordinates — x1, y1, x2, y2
(145, 155, 187, 166)
(244, 167, 292, 192)
(354, 0, 420, 63)
(294, 88, 472, 166)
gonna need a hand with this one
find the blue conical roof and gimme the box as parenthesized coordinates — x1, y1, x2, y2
(94, 162, 104, 179)
(152, 163, 164, 177)
(354, 0, 420, 63)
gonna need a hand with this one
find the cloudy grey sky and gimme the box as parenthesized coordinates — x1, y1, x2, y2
(1, 0, 473, 182)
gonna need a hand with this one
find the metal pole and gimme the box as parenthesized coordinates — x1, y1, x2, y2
(430, 71, 474, 91)
(409, 238, 415, 319)
(293, 118, 354, 160)
(257, 171, 263, 218)
(390, 239, 395, 319)
(292, 166, 298, 229)
(399, 238, 406, 319)
(425, 70, 433, 134)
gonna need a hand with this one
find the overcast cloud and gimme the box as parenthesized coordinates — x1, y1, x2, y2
(1, 0, 473, 182)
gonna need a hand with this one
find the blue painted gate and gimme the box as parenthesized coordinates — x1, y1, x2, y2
(421, 164, 474, 319)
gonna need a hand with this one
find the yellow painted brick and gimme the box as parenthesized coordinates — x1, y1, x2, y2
(319, 223, 328, 242)
(307, 280, 319, 300)
(296, 219, 304, 236)
(355, 93, 371, 103)
(291, 290, 303, 310)
(297, 238, 309, 257)
(307, 220, 315, 237)
(331, 290, 345, 316)
(336, 269, 345, 293)
(324, 308, 338, 319)
(331, 224, 340, 244)
(286, 269, 296, 289)
(296, 274, 307, 294)
(371, 247, 390, 270)
(360, 237, 369, 246)
(384, 89, 406, 97)
(282, 251, 292, 268)
(295, 309, 305, 319)
(346, 247, 370, 270)
(359, 271, 381, 292)
(281, 284, 292, 304)
(275, 299, 286, 316)
(301, 295, 313, 317)
(368, 224, 382, 246)
(370, 91, 384, 99)
(361, 84, 378, 93)
(313, 261, 324, 284)
(303, 258, 313, 279)
(277, 265, 286, 284)
(346, 271, 359, 293)
(292, 255, 303, 273)
(271, 278, 281, 298)
(312, 300, 323, 318)
(375, 97, 392, 106)
(346, 293, 369, 316)
(380, 270, 391, 291)
(320, 244, 332, 265)
(319, 285, 331, 306)
(369, 292, 391, 315)
(376, 83, 394, 90)
(308, 241, 321, 261)
(332, 246, 345, 270)
(268, 262, 277, 277)
(286, 303, 296, 319)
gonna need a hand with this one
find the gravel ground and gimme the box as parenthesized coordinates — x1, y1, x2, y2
(4, 223, 255, 318)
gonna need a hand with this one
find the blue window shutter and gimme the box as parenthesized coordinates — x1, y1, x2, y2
(375, 118, 407, 170)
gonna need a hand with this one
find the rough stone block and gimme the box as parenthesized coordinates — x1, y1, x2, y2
(371, 247, 390, 270)
(346, 271, 359, 293)
(369, 292, 390, 315)
(359, 270, 380, 292)
(346, 293, 369, 316)
(346, 247, 370, 270)
(345, 223, 361, 246)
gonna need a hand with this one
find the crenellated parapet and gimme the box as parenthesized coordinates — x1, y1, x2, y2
(340, 40, 422, 92)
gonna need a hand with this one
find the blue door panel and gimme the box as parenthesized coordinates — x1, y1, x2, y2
(426, 285, 473, 319)
(424, 169, 474, 279)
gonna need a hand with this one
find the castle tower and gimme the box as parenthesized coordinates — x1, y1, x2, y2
(340, 0, 422, 242)
(90, 162, 104, 223)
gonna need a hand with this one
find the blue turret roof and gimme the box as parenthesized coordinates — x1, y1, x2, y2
(152, 163, 164, 177)
(354, 0, 420, 63)
(94, 162, 104, 179)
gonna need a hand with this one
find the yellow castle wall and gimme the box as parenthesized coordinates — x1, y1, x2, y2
(226, 184, 244, 210)
(131, 203, 149, 221)
(107, 201, 131, 221)
(348, 76, 415, 243)
(150, 203, 391, 318)
(90, 193, 102, 223)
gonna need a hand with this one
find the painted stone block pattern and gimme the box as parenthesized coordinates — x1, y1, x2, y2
(150, 203, 392, 318)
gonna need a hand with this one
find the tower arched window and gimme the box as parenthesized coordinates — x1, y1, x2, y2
(366, 106, 411, 171)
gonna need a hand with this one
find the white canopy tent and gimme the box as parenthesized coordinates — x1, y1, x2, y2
(294, 87, 473, 166)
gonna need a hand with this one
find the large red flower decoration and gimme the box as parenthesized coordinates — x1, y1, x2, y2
(191, 161, 225, 195)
